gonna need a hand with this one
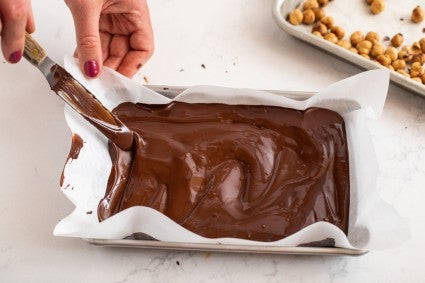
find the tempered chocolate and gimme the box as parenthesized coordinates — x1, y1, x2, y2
(92, 102, 350, 242)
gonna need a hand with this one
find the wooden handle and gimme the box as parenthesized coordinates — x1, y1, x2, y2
(23, 32, 47, 66)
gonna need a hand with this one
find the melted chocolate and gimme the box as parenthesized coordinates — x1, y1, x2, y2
(49, 65, 133, 150)
(68, 134, 84, 161)
(94, 102, 350, 242)
(60, 134, 84, 187)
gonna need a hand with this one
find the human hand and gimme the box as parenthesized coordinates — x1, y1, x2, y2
(65, 0, 154, 78)
(0, 0, 35, 63)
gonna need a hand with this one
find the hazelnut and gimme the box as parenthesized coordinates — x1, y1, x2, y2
(324, 32, 338, 44)
(412, 6, 424, 23)
(391, 33, 404, 48)
(370, 0, 385, 14)
(398, 46, 413, 62)
(376, 54, 391, 67)
(365, 31, 380, 45)
(411, 42, 422, 55)
(421, 73, 425, 83)
(312, 22, 327, 35)
(397, 69, 410, 77)
(388, 65, 395, 71)
(320, 16, 334, 28)
(330, 26, 345, 40)
(350, 31, 364, 46)
(410, 62, 424, 77)
(384, 47, 398, 61)
(303, 9, 316, 24)
(303, 0, 319, 11)
(317, 0, 328, 7)
(371, 44, 384, 57)
(360, 54, 370, 60)
(312, 31, 323, 38)
(392, 59, 406, 70)
(337, 40, 351, 49)
(357, 40, 373, 50)
(312, 7, 326, 21)
(350, 47, 358, 54)
(412, 53, 425, 65)
(288, 9, 304, 25)
(419, 38, 425, 53)
(411, 72, 423, 80)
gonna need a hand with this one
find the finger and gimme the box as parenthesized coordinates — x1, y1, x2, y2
(116, 28, 154, 78)
(65, 0, 102, 78)
(117, 50, 152, 78)
(100, 31, 111, 62)
(0, 1, 30, 63)
(26, 1, 35, 33)
(103, 35, 129, 70)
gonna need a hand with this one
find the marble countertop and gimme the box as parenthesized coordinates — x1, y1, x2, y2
(1, 0, 424, 282)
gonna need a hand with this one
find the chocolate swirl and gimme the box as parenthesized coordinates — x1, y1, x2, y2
(95, 102, 350, 242)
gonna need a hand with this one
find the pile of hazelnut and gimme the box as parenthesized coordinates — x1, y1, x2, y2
(287, 0, 425, 84)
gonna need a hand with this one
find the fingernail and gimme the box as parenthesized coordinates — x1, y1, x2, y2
(9, 50, 22, 64)
(84, 60, 99, 78)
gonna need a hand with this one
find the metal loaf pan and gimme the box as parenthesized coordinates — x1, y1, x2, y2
(273, 0, 425, 98)
(84, 85, 367, 256)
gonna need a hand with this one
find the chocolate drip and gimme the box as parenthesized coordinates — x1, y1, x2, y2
(60, 134, 84, 187)
(93, 102, 350, 242)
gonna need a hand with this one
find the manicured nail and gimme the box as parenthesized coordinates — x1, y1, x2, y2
(9, 50, 22, 64)
(84, 60, 99, 78)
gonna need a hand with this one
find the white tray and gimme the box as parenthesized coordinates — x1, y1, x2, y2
(83, 85, 367, 256)
(273, 0, 425, 98)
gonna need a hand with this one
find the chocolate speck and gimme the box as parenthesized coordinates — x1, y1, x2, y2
(143, 76, 149, 84)
(86, 211, 93, 215)
(261, 224, 267, 229)
(179, 69, 185, 72)
(383, 36, 390, 41)
(400, 18, 404, 21)
(176, 261, 180, 266)
(137, 63, 143, 69)
(423, 28, 425, 33)
(163, 87, 169, 90)
(201, 64, 206, 69)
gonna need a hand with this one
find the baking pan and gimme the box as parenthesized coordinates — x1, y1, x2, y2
(83, 85, 367, 256)
(272, 0, 425, 98)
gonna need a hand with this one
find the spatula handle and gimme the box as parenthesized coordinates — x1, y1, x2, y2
(23, 32, 47, 67)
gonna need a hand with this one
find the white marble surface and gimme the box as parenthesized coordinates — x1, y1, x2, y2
(0, 0, 424, 282)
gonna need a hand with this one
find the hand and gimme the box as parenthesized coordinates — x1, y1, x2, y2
(0, 0, 35, 63)
(66, 0, 154, 79)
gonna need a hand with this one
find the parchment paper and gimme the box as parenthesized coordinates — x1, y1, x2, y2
(54, 56, 408, 250)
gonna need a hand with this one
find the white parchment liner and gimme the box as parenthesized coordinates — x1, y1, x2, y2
(54, 56, 408, 250)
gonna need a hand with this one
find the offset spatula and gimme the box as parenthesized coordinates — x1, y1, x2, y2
(23, 33, 134, 150)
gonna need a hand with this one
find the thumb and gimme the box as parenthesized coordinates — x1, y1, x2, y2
(66, 0, 102, 78)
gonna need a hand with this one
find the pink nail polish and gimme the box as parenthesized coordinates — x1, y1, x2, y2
(84, 60, 99, 78)
(9, 50, 22, 64)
